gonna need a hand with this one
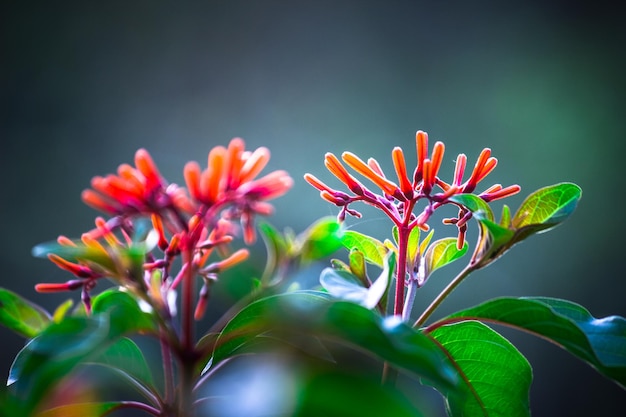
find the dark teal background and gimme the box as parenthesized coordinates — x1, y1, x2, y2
(2, 1, 625, 415)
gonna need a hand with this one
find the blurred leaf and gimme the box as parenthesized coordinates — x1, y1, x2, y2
(298, 217, 344, 262)
(295, 371, 424, 417)
(448, 297, 626, 388)
(52, 299, 74, 323)
(341, 230, 388, 267)
(210, 292, 459, 392)
(0, 287, 51, 338)
(448, 194, 494, 221)
(36, 402, 121, 417)
(258, 222, 289, 283)
(31, 241, 116, 272)
(512, 182, 582, 230)
(430, 321, 532, 417)
(91, 288, 158, 335)
(87, 337, 156, 397)
(424, 238, 468, 277)
(8, 316, 110, 407)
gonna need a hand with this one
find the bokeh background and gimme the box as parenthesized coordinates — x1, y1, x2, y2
(2, 1, 625, 415)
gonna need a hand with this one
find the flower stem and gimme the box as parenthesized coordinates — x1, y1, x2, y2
(393, 226, 409, 316)
(413, 263, 476, 328)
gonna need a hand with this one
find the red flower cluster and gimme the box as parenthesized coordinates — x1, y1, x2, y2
(36, 138, 292, 319)
(305, 130, 520, 248)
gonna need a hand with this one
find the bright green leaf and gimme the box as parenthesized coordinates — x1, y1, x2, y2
(448, 194, 495, 221)
(512, 182, 582, 230)
(418, 229, 435, 256)
(499, 204, 511, 228)
(348, 248, 367, 283)
(448, 297, 626, 388)
(52, 299, 74, 323)
(342, 230, 388, 267)
(424, 238, 468, 277)
(210, 292, 459, 392)
(0, 287, 51, 338)
(407, 226, 421, 263)
(298, 217, 344, 262)
(430, 320, 532, 417)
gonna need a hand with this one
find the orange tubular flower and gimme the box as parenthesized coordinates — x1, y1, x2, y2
(184, 138, 293, 244)
(82, 149, 193, 218)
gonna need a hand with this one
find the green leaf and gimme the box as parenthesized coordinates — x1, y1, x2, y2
(424, 238, 468, 277)
(52, 299, 74, 323)
(447, 297, 626, 388)
(0, 287, 51, 338)
(8, 316, 111, 407)
(448, 194, 495, 221)
(87, 337, 156, 397)
(348, 248, 368, 283)
(36, 402, 123, 417)
(341, 230, 388, 267)
(210, 292, 459, 392)
(512, 182, 582, 230)
(297, 217, 344, 262)
(430, 320, 532, 417)
(258, 222, 289, 283)
(407, 226, 421, 263)
(91, 288, 158, 335)
(472, 217, 515, 267)
(296, 371, 425, 417)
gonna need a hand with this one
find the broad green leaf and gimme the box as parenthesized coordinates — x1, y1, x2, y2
(91, 288, 158, 335)
(512, 182, 582, 230)
(296, 371, 424, 417)
(36, 402, 122, 417)
(297, 217, 344, 262)
(0, 287, 51, 338)
(8, 316, 111, 407)
(342, 230, 388, 267)
(87, 337, 156, 396)
(448, 194, 495, 221)
(210, 292, 458, 392)
(424, 238, 468, 277)
(430, 320, 532, 417)
(447, 297, 626, 388)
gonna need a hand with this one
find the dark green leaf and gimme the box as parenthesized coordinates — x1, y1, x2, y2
(8, 316, 111, 406)
(210, 292, 459, 392)
(341, 230, 388, 267)
(87, 337, 155, 394)
(447, 297, 626, 388)
(91, 288, 158, 335)
(430, 320, 532, 417)
(296, 371, 424, 417)
(424, 238, 468, 277)
(0, 288, 51, 338)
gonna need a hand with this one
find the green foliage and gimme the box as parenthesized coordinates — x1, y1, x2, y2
(0, 288, 51, 338)
(430, 321, 532, 417)
(341, 230, 389, 267)
(210, 292, 459, 392)
(424, 238, 468, 277)
(448, 297, 626, 388)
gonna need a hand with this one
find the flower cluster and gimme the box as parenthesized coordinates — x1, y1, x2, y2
(35, 138, 292, 318)
(305, 130, 520, 249)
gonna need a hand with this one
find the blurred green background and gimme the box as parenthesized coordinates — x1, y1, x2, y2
(2, 1, 625, 415)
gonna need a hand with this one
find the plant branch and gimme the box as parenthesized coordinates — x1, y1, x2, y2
(413, 263, 476, 328)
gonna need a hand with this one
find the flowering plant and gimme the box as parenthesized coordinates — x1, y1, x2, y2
(1, 132, 624, 417)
